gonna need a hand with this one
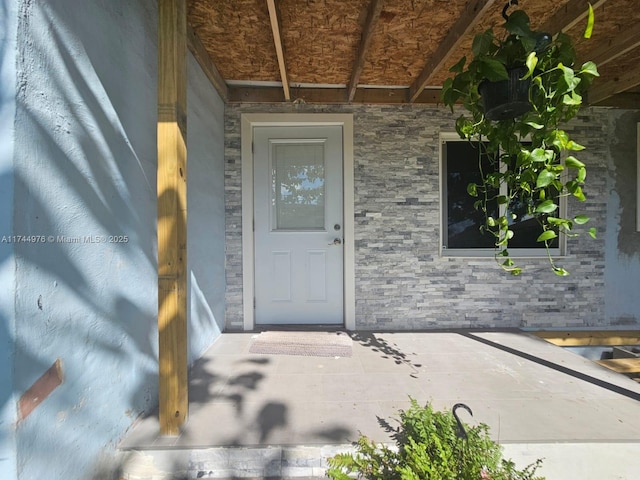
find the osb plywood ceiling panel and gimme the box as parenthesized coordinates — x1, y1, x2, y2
(279, 0, 370, 85)
(187, 0, 640, 106)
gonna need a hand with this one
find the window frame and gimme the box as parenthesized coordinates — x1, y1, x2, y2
(439, 132, 566, 258)
(637, 123, 640, 232)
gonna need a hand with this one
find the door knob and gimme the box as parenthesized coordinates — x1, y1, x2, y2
(329, 238, 342, 246)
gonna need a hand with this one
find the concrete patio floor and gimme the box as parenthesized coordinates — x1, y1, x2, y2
(118, 330, 640, 479)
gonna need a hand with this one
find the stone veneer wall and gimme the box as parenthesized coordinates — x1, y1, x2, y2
(225, 103, 610, 331)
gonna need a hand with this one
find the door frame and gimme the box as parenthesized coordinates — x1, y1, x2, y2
(241, 113, 355, 331)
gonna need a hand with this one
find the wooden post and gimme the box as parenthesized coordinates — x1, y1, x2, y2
(157, 0, 188, 436)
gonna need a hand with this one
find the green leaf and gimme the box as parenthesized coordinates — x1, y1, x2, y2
(449, 56, 466, 73)
(530, 148, 548, 162)
(553, 267, 570, 276)
(572, 185, 586, 201)
(505, 10, 533, 37)
(455, 115, 474, 137)
(525, 121, 544, 130)
(577, 166, 587, 182)
(563, 91, 582, 105)
(472, 30, 495, 57)
(584, 3, 595, 39)
(589, 227, 597, 239)
(467, 182, 478, 197)
(536, 169, 556, 188)
(559, 64, 581, 92)
(537, 230, 558, 242)
(535, 200, 558, 213)
(523, 52, 538, 79)
(566, 140, 586, 151)
(547, 130, 569, 150)
(580, 61, 599, 77)
(547, 216, 566, 226)
(565, 156, 585, 168)
(479, 57, 509, 82)
(574, 215, 590, 224)
(497, 195, 509, 205)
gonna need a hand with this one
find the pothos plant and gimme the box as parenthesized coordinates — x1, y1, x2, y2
(441, 4, 599, 276)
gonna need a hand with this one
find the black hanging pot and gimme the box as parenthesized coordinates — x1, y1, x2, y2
(479, 66, 532, 121)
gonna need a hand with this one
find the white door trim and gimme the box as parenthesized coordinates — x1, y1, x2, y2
(241, 113, 355, 331)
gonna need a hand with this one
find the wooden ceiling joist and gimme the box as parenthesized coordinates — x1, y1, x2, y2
(187, 0, 640, 107)
(540, 0, 608, 35)
(586, 24, 640, 67)
(589, 63, 640, 104)
(187, 26, 229, 102)
(347, 0, 384, 102)
(266, 0, 290, 101)
(408, 0, 498, 103)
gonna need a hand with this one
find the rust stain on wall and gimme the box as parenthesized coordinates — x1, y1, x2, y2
(18, 359, 63, 422)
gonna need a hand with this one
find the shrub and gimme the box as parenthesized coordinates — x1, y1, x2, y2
(327, 399, 544, 480)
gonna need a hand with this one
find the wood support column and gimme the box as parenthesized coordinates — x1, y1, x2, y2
(157, 0, 188, 436)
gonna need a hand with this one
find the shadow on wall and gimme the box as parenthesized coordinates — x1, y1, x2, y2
(6, 1, 224, 478)
(8, 1, 189, 479)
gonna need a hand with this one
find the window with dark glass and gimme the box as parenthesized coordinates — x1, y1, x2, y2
(441, 137, 560, 255)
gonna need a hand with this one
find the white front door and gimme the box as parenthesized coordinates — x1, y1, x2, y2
(253, 126, 344, 325)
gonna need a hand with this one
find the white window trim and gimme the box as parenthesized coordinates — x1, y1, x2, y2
(439, 132, 566, 258)
(241, 113, 355, 331)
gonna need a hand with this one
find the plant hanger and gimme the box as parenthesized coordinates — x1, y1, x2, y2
(441, 3, 599, 275)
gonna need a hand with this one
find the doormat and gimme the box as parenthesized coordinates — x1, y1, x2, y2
(249, 331, 353, 357)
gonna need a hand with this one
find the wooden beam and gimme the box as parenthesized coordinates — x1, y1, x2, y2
(187, 25, 229, 102)
(157, 0, 188, 436)
(596, 358, 640, 374)
(266, 0, 290, 101)
(408, 0, 497, 103)
(533, 330, 640, 347)
(592, 91, 640, 109)
(228, 86, 442, 104)
(589, 63, 640, 105)
(347, 0, 384, 102)
(584, 23, 640, 67)
(540, 0, 607, 36)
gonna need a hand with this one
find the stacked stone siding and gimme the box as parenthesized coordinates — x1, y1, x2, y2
(225, 104, 609, 330)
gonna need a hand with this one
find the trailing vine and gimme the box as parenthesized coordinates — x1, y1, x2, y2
(441, 5, 599, 275)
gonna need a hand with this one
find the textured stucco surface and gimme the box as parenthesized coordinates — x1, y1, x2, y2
(9, 1, 225, 479)
(604, 110, 640, 325)
(187, 52, 226, 359)
(13, 1, 159, 478)
(225, 104, 618, 330)
(0, 1, 18, 479)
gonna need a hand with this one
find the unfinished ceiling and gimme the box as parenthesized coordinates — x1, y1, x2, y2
(187, 0, 640, 107)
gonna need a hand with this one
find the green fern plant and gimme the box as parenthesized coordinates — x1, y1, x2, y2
(327, 399, 544, 480)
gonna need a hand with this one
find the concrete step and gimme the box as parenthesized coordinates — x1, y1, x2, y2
(117, 441, 640, 480)
(116, 444, 352, 479)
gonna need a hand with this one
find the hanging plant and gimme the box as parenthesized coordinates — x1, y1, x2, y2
(441, 2, 599, 275)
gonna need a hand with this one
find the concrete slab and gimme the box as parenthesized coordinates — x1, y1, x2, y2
(119, 331, 640, 479)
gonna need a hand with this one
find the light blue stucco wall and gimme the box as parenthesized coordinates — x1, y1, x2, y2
(604, 110, 640, 325)
(13, 1, 159, 478)
(10, 1, 225, 479)
(187, 53, 226, 360)
(0, 0, 18, 478)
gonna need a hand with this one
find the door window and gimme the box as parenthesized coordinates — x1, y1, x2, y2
(271, 141, 326, 231)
